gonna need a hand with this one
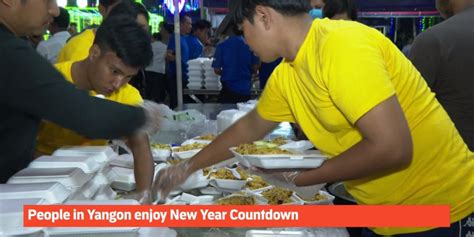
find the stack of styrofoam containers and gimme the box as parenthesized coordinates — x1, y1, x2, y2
(187, 59, 204, 89)
(0, 198, 49, 236)
(0, 182, 72, 204)
(203, 59, 221, 90)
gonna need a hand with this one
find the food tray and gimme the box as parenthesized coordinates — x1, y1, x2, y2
(230, 148, 326, 169)
(297, 190, 335, 205)
(7, 168, 91, 190)
(0, 182, 71, 204)
(29, 155, 100, 174)
(52, 146, 117, 164)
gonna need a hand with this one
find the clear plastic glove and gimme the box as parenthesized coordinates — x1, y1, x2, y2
(152, 160, 193, 201)
(122, 190, 152, 204)
(136, 100, 162, 135)
(246, 166, 324, 200)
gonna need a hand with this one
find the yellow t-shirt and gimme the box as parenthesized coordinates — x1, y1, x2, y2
(56, 29, 95, 63)
(257, 19, 474, 235)
(36, 61, 142, 155)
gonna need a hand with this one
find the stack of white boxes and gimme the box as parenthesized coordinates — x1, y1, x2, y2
(186, 58, 221, 90)
(202, 59, 221, 90)
(186, 59, 204, 90)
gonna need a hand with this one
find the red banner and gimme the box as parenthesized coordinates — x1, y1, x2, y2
(24, 205, 450, 228)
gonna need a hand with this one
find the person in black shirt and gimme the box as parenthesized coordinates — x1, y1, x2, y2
(409, 0, 474, 151)
(0, 0, 162, 183)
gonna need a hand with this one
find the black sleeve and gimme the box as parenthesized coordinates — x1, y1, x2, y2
(408, 31, 441, 87)
(0, 39, 146, 139)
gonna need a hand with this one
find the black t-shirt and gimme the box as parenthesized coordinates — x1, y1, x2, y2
(0, 25, 145, 182)
(409, 6, 474, 151)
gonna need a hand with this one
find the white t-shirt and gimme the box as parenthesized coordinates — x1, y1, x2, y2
(146, 40, 167, 74)
(36, 31, 71, 63)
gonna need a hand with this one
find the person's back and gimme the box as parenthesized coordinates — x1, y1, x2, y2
(37, 7, 71, 63)
(213, 35, 258, 95)
(409, 6, 474, 150)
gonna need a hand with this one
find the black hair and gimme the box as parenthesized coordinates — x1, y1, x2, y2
(107, 1, 149, 23)
(232, 0, 311, 24)
(230, 22, 243, 36)
(322, 0, 358, 20)
(179, 13, 191, 23)
(54, 7, 70, 29)
(94, 15, 153, 68)
(193, 19, 212, 31)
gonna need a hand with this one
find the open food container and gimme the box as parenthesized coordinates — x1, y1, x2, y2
(254, 187, 304, 205)
(230, 147, 326, 169)
(7, 168, 91, 191)
(29, 155, 101, 174)
(0, 182, 71, 204)
(110, 167, 135, 191)
(215, 191, 267, 205)
(0, 198, 49, 237)
(151, 143, 172, 162)
(297, 190, 335, 205)
(165, 192, 214, 205)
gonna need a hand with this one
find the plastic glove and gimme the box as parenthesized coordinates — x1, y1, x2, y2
(152, 160, 193, 201)
(246, 166, 324, 200)
(122, 190, 152, 204)
(136, 100, 163, 135)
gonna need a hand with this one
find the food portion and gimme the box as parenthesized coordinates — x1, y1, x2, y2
(261, 187, 293, 205)
(216, 195, 256, 205)
(173, 143, 208, 152)
(151, 143, 171, 150)
(302, 193, 328, 202)
(209, 168, 239, 180)
(246, 175, 269, 190)
(236, 167, 249, 180)
(269, 137, 289, 146)
(196, 134, 216, 141)
(235, 143, 291, 155)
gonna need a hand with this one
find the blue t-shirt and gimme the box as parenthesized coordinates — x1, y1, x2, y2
(186, 35, 203, 60)
(258, 58, 282, 89)
(212, 36, 259, 95)
(167, 34, 189, 82)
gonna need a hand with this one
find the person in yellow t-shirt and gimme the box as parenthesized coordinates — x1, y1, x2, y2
(152, 1, 474, 236)
(37, 16, 156, 204)
(56, 1, 150, 63)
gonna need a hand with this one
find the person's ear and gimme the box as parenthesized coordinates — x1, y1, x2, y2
(88, 44, 101, 61)
(254, 6, 273, 31)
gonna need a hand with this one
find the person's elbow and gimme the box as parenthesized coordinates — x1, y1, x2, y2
(386, 137, 413, 169)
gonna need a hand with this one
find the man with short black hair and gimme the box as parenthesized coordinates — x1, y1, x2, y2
(37, 15, 155, 204)
(187, 19, 212, 59)
(37, 7, 70, 63)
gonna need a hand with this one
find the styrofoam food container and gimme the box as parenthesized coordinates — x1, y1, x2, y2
(298, 190, 335, 205)
(166, 193, 214, 205)
(172, 149, 201, 159)
(0, 198, 48, 236)
(230, 148, 326, 169)
(0, 182, 71, 204)
(109, 154, 134, 169)
(52, 146, 117, 164)
(181, 139, 212, 146)
(47, 200, 139, 237)
(209, 179, 247, 191)
(279, 140, 315, 152)
(246, 230, 309, 237)
(110, 167, 135, 191)
(199, 186, 222, 195)
(179, 169, 209, 190)
(254, 187, 304, 205)
(93, 185, 117, 200)
(29, 155, 100, 174)
(7, 168, 91, 190)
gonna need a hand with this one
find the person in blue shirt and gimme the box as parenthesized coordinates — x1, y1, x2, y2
(212, 23, 259, 103)
(186, 20, 212, 60)
(166, 14, 192, 109)
(258, 58, 281, 89)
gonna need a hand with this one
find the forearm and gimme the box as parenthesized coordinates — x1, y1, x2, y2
(127, 135, 155, 192)
(188, 110, 278, 173)
(295, 138, 411, 186)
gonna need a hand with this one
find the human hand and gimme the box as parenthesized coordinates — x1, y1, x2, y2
(152, 160, 193, 201)
(136, 100, 162, 135)
(122, 190, 152, 204)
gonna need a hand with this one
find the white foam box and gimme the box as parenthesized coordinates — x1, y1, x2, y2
(0, 182, 71, 204)
(52, 146, 117, 164)
(0, 198, 49, 236)
(29, 155, 101, 174)
(7, 167, 92, 190)
(110, 167, 136, 191)
(93, 185, 117, 200)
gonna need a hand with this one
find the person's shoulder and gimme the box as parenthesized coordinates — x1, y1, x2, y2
(112, 84, 142, 105)
(66, 29, 94, 44)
